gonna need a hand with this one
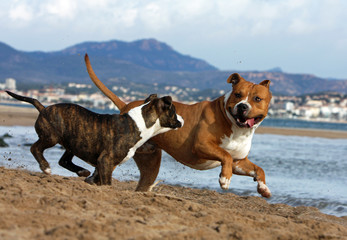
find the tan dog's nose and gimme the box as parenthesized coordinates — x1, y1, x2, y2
(237, 103, 249, 115)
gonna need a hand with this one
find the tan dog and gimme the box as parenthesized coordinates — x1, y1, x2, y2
(85, 54, 272, 198)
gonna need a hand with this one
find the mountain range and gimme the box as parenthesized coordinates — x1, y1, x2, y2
(1, 38, 347, 95)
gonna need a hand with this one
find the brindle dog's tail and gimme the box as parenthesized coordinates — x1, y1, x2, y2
(6, 91, 45, 112)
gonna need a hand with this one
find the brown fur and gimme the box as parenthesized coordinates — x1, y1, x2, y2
(6, 91, 182, 186)
(85, 54, 272, 197)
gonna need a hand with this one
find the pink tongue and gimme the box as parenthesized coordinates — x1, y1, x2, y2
(246, 118, 255, 127)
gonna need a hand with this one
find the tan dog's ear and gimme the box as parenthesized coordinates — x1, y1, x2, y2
(227, 73, 243, 86)
(144, 94, 158, 103)
(259, 80, 271, 89)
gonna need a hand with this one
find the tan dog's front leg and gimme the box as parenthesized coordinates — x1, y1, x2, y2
(193, 142, 233, 190)
(219, 155, 233, 190)
(233, 157, 271, 198)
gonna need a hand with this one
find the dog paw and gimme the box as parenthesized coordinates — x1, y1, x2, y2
(257, 181, 272, 198)
(77, 169, 91, 177)
(43, 168, 51, 175)
(84, 176, 96, 185)
(219, 176, 231, 190)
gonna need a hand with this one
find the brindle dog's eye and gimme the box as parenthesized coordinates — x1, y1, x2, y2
(235, 93, 242, 98)
(254, 96, 262, 102)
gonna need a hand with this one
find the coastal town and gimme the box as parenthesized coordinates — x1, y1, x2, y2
(1, 78, 347, 123)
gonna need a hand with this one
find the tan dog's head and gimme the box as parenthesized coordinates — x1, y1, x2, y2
(224, 73, 272, 129)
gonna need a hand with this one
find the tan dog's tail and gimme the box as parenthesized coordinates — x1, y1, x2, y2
(6, 91, 45, 112)
(84, 54, 126, 111)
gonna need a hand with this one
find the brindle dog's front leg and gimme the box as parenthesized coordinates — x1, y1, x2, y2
(233, 157, 271, 198)
(96, 152, 115, 185)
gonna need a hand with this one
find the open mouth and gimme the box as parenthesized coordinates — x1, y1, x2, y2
(234, 115, 263, 128)
(229, 107, 263, 128)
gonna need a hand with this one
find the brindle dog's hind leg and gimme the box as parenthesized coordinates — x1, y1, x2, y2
(85, 168, 101, 185)
(31, 138, 56, 174)
(133, 148, 162, 192)
(58, 150, 91, 177)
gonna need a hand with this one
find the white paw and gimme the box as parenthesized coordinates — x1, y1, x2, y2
(258, 181, 272, 198)
(219, 176, 231, 190)
(43, 168, 51, 175)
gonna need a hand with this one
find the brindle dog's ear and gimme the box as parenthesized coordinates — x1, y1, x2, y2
(162, 96, 172, 108)
(144, 94, 158, 103)
(259, 80, 271, 89)
(227, 73, 243, 86)
(158, 96, 172, 110)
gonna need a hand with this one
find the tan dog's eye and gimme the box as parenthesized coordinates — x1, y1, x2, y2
(234, 93, 242, 98)
(254, 96, 262, 102)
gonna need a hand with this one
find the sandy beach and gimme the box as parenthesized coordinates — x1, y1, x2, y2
(1, 104, 347, 239)
(0, 167, 346, 239)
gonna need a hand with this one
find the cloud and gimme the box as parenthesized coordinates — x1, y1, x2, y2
(9, 3, 33, 22)
(42, 0, 77, 19)
(3, 0, 346, 37)
(1, 0, 347, 78)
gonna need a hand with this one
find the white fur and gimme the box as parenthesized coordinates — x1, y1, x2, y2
(232, 100, 252, 116)
(249, 170, 255, 177)
(44, 168, 51, 175)
(258, 181, 271, 196)
(234, 166, 246, 175)
(224, 91, 263, 129)
(220, 92, 257, 160)
(219, 176, 231, 190)
(121, 103, 183, 165)
(188, 160, 221, 170)
(176, 115, 184, 129)
(219, 126, 254, 160)
(185, 92, 255, 171)
(223, 91, 233, 123)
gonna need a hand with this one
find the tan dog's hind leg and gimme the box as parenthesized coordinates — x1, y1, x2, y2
(233, 157, 271, 198)
(133, 148, 162, 192)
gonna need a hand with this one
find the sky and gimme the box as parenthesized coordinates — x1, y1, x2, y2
(1, 0, 347, 79)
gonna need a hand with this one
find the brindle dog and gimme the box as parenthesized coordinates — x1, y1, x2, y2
(6, 91, 183, 185)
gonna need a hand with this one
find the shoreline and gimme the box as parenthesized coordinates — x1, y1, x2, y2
(1, 105, 347, 139)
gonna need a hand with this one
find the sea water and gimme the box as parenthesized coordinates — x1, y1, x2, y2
(1, 125, 346, 217)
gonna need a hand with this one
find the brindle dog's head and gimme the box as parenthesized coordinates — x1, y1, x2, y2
(142, 94, 183, 130)
(224, 73, 272, 129)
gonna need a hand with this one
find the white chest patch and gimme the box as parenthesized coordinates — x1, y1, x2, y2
(119, 103, 183, 165)
(219, 126, 255, 160)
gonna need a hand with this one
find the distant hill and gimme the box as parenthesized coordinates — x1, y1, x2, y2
(0, 39, 347, 95)
(52, 39, 217, 72)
